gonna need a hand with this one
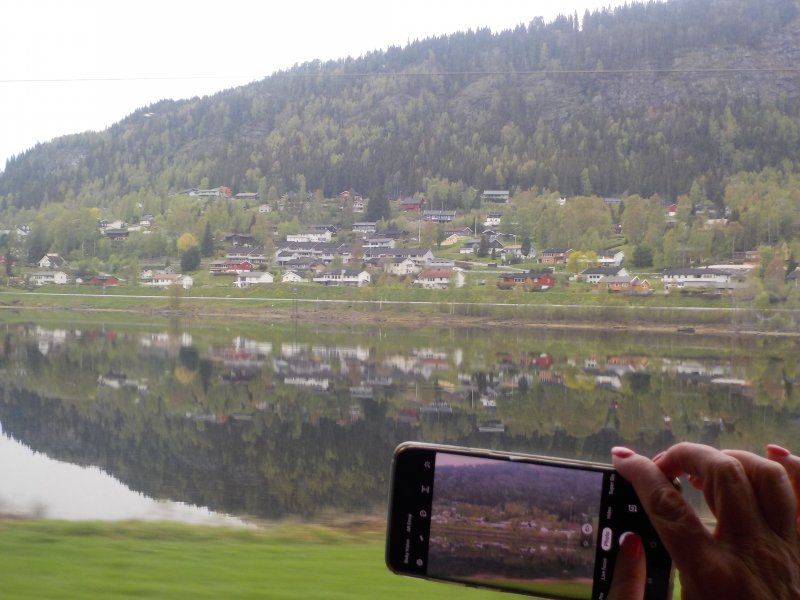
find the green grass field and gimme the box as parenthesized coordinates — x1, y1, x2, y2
(0, 520, 497, 600)
(0, 521, 680, 600)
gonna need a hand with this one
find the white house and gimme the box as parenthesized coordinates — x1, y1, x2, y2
(384, 257, 419, 276)
(598, 250, 625, 267)
(38, 254, 66, 269)
(258, 203, 272, 214)
(581, 267, 629, 284)
(413, 269, 465, 289)
(313, 270, 371, 287)
(662, 268, 741, 290)
(29, 271, 68, 286)
(234, 271, 275, 288)
(483, 212, 503, 227)
(282, 271, 309, 283)
(143, 273, 193, 289)
(286, 230, 333, 243)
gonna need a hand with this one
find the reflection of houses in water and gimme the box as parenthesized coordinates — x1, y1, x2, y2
(283, 376, 330, 390)
(418, 401, 453, 415)
(311, 345, 370, 362)
(139, 332, 193, 357)
(661, 359, 731, 382)
(33, 326, 69, 355)
(477, 420, 505, 433)
(209, 337, 271, 366)
(97, 370, 149, 393)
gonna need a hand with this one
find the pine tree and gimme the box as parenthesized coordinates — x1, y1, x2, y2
(201, 221, 214, 257)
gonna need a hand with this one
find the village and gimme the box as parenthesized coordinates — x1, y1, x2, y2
(9, 186, 788, 299)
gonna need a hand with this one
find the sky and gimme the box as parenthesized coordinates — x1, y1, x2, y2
(1, 0, 625, 169)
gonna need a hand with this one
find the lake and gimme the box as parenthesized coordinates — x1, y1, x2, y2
(0, 314, 797, 525)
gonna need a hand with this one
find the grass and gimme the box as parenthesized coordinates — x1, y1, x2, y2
(0, 520, 681, 600)
(0, 520, 496, 600)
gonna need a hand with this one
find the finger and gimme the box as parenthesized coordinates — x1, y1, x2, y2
(767, 444, 800, 521)
(653, 442, 763, 539)
(607, 531, 646, 600)
(612, 447, 713, 574)
(723, 449, 797, 541)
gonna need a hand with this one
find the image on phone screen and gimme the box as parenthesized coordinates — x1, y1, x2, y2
(427, 452, 602, 599)
(387, 445, 671, 600)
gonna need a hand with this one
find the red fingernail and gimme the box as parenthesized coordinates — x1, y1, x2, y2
(619, 532, 643, 559)
(767, 444, 791, 458)
(612, 447, 635, 458)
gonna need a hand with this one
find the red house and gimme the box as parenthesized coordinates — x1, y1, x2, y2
(87, 275, 120, 286)
(496, 271, 556, 291)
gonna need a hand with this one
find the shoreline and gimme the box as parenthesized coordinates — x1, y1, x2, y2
(5, 301, 796, 339)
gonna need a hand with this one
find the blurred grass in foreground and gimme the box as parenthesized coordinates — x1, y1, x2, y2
(0, 520, 497, 600)
(0, 520, 680, 599)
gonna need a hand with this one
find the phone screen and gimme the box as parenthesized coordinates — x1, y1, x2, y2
(387, 445, 672, 600)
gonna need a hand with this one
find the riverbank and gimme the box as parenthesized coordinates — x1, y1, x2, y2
(1, 287, 798, 337)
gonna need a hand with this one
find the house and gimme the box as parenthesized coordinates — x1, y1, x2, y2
(598, 275, 652, 294)
(598, 249, 625, 267)
(282, 270, 309, 283)
(104, 228, 129, 241)
(444, 226, 473, 237)
(86, 275, 120, 286)
(483, 212, 502, 227)
(313, 270, 371, 287)
(224, 233, 258, 248)
(496, 271, 556, 291)
(384, 257, 419, 276)
(286, 229, 333, 243)
(351, 197, 365, 213)
(364, 247, 435, 267)
(139, 214, 154, 227)
(733, 250, 760, 264)
(538, 248, 573, 265)
(38, 253, 66, 269)
(363, 237, 395, 249)
(662, 268, 743, 291)
(423, 209, 457, 223)
(413, 269, 465, 289)
(234, 271, 274, 288)
(234, 192, 259, 201)
(440, 233, 462, 247)
(399, 197, 425, 212)
(481, 190, 510, 203)
(209, 260, 255, 275)
(580, 266, 629, 284)
(29, 271, 68, 286)
(459, 239, 481, 254)
(258, 203, 272, 214)
(189, 187, 232, 199)
(225, 247, 268, 265)
(427, 258, 456, 270)
(352, 222, 377, 235)
(142, 273, 193, 289)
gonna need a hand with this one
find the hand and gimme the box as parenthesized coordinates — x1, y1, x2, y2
(609, 442, 800, 600)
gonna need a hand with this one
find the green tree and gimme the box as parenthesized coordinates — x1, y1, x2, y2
(181, 246, 201, 272)
(201, 221, 214, 257)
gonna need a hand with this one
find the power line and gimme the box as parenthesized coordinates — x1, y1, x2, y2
(2, 66, 800, 85)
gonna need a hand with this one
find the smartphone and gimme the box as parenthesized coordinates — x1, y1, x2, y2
(386, 442, 673, 600)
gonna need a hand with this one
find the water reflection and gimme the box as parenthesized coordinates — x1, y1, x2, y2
(0, 424, 248, 526)
(0, 319, 797, 523)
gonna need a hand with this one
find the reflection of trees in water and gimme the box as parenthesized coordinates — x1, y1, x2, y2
(0, 321, 799, 519)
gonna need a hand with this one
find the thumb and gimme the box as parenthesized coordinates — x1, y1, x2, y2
(608, 531, 646, 600)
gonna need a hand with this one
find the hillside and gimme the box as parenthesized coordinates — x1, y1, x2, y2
(2, 0, 800, 210)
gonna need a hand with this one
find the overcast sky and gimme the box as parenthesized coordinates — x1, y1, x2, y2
(1, 0, 626, 169)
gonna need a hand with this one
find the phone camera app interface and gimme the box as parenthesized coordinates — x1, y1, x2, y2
(427, 453, 604, 599)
